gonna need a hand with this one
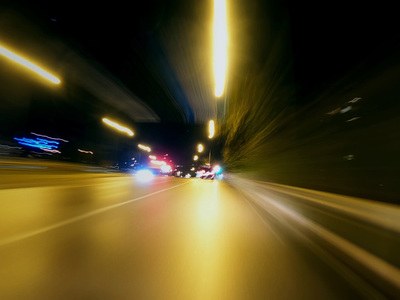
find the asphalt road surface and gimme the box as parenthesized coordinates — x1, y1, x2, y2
(0, 161, 389, 299)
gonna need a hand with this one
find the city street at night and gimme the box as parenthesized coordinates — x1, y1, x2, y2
(1, 0, 400, 298)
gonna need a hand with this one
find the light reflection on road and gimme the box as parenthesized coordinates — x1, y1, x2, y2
(0, 174, 372, 299)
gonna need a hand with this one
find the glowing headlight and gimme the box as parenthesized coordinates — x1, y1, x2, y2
(160, 165, 172, 173)
(213, 165, 221, 173)
(136, 169, 154, 182)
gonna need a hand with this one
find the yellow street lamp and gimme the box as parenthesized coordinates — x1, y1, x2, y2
(102, 118, 134, 137)
(138, 144, 151, 152)
(208, 120, 215, 139)
(213, 0, 228, 97)
(0, 44, 61, 84)
(193, 155, 199, 161)
(197, 143, 204, 153)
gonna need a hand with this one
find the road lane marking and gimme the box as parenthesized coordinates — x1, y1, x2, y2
(0, 181, 190, 247)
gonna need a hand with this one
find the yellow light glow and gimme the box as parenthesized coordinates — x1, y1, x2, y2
(0, 45, 61, 84)
(138, 144, 151, 152)
(213, 0, 228, 97)
(78, 149, 94, 154)
(208, 120, 215, 139)
(194, 155, 199, 161)
(102, 118, 134, 136)
(149, 155, 157, 160)
(198, 143, 204, 153)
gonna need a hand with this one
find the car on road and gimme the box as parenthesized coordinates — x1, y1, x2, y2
(196, 166, 215, 180)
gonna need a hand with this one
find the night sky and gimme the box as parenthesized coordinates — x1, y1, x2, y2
(1, 0, 399, 166)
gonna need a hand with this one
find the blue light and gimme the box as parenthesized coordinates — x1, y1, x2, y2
(14, 137, 59, 150)
(36, 138, 59, 145)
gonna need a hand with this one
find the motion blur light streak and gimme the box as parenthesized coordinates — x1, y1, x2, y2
(158, 12, 217, 123)
(349, 97, 362, 104)
(0, 45, 60, 84)
(138, 144, 151, 152)
(78, 149, 94, 154)
(30, 132, 69, 143)
(13, 137, 59, 150)
(208, 120, 215, 139)
(151, 160, 167, 166)
(102, 118, 134, 136)
(0, 144, 21, 149)
(1, 1, 400, 298)
(340, 106, 352, 114)
(213, 0, 228, 97)
(346, 117, 361, 122)
(42, 149, 61, 154)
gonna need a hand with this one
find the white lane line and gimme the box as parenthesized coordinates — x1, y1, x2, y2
(0, 181, 190, 247)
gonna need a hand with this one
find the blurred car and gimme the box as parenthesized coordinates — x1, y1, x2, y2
(196, 167, 215, 180)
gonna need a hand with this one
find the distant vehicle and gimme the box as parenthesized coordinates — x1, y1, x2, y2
(196, 166, 215, 180)
(135, 169, 155, 182)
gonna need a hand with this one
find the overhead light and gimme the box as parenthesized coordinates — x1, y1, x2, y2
(0, 44, 61, 84)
